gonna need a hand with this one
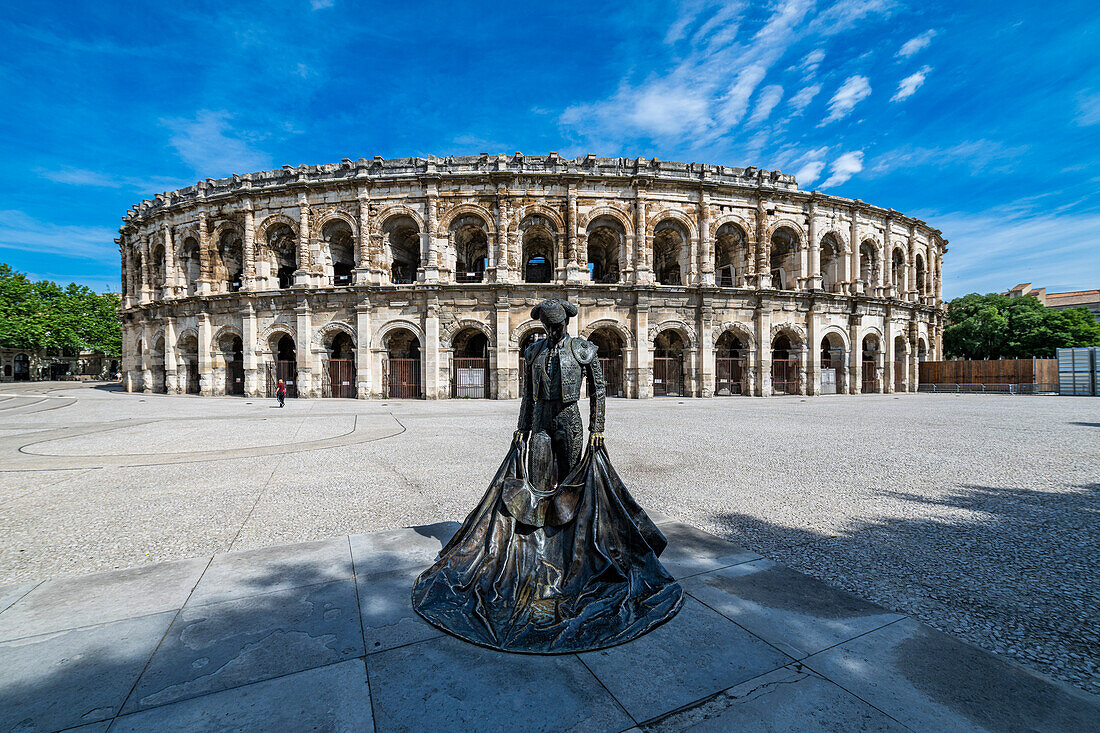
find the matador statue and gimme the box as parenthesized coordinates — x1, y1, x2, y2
(412, 297, 682, 653)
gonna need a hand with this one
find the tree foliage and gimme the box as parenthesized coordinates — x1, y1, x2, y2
(0, 263, 121, 356)
(944, 293, 1100, 359)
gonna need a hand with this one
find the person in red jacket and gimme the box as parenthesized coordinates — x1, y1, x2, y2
(276, 379, 286, 408)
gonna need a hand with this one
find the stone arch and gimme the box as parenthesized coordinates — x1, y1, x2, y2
(648, 320, 697, 349)
(315, 321, 356, 349)
(174, 224, 200, 254)
(256, 213, 299, 241)
(711, 213, 755, 240)
(818, 325, 850, 351)
(511, 319, 546, 346)
(648, 209, 698, 240)
(374, 205, 426, 237)
(211, 219, 244, 245)
(516, 204, 565, 234)
(769, 322, 807, 347)
(711, 322, 756, 349)
(175, 326, 199, 348)
(580, 205, 634, 237)
(442, 318, 494, 350)
(581, 319, 635, 349)
(376, 319, 425, 347)
(766, 219, 806, 244)
(817, 228, 848, 252)
(212, 323, 243, 345)
(259, 322, 297, 349)
(860, 325, 884, 345)
(439, 203, 496, 236)
(314, 207, 358, 235)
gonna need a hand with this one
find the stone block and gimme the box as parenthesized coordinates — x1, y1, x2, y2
(125, 579, 363, 713)
(681, 558, 904, 658)
(655, 522, 761, 579)
(357, 567, 443, 654)
(349, 521, 460, 579)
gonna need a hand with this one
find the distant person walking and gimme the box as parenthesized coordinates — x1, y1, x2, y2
(276, 379, 286, 408)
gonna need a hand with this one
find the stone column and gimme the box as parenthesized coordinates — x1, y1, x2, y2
(164, 317, 178, 394)
(495, 295, 511, 398)
(849, 206, 860, 295)
(935, 253, 943, 303)
(495, 189, 511, 284)
(879, 218, 891, 297)
(198, 313, 213, 396)
(698, 194, 714, 285)
(141, 321, 153, 393)
(165, 223, 179, 298)
(634, 300, 651, 398)
(806, 306, 818, 396)
(425, 298, 440, 398)
(875, 347, 885, 394)
(139, 235, 152, 303)
(633, 187, 652, 284)
(808, 198, 822, 290)
(422, 191, 440, 282)
(755, 197, 771, 288)
(355, 187, 372, 285)
(296, 299, 314, 397)
(797, 344, 808, 395)
(242, 203, 256, 291)
(906, 226, 917, 302)
(355, 300, 371, 398)
(756, 303, 770, 396)
(243, 303, 259, 396)
(566, 185, 585, 283)
(849, 318, 862, 394)
(884, 320, 895, 394)
(699, 303, 714, 397)
(295, 195, 311, 287)
(198, 215, 213, 295)
(909, 320, 920, 392)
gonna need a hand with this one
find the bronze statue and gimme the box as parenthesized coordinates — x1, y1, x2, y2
(412, 297, 682, 653)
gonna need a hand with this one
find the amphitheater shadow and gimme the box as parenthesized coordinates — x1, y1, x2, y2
(705, 482, 1099, 706)
(0, 521, 460, 731)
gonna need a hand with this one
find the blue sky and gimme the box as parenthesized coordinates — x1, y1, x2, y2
(1, 0, 1097, 298)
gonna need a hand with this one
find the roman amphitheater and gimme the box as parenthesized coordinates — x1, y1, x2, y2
(118, 154, 945, 400)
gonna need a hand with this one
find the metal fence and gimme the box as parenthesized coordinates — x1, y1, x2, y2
(452, 357, 489, 398)
(385, 358, 422, 399)
(323, 359, 356, 398)
(918, 382, 1060, 394)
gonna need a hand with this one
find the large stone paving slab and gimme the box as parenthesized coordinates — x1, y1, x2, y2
(579, 597, 792, 723)
(125, 579, 363, 712)
(655, 522, 761, 579)
(0, 612, 175, 732)
(681, 558, 904, 658)
(349, 521, 460, 578)
(356, 566, 443, 653)
(111, 659, 374, 732)
(640, 664, 908, 732)
(368, 634, 634, 732)
(803, 617, 1100, 732)
(188, 536, 353, 605)
(0, 557, 207, 641)
(0, 581, 37, 613)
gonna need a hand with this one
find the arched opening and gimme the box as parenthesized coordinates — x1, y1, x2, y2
(451, 327, 490, 398)
(589, 327, 625, 397)
(216, 228, 244, 293)
(891, 248, 905, 296)
(453, 215, 489, 283)
(820, 233, 841, 293)
(150, 335, 166, 393)
(267, 333, 298, 398)
(260, 223, 298, 290)
(859, 241, 876, 291)
(518, 327, 547, 396)
(180, 237, 201, 296)
(653, 220, 686, 286)
(653, 330, 685, 396)
(915, 254, 926, 296)
(218, 332, 244, 396)
(918, 338, 928, 361)
(176, 333, 199, 394)
(894, 334, 908, 392)
(714, 223, 749, 287)
(322, 220, 355, 286)
(586, 218, 622, 284)
(323, 330, 356, 398)
(715, 330, 747, 396)
(385, 328, 422, 398)
(383, 215, 420, 285)
(13, 352, 30, 382)
(521, 223, 555, 283)
(861, 335, 880, 393)
(820, 332, 845, 394)
(151, 243, 166, 297)
(771, 333, 798, 395)
(770, 227, 798, 290)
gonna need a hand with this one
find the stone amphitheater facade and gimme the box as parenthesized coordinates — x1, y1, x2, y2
(117, 154, 946, 400)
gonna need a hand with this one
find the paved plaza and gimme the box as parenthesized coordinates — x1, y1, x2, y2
(0, 383, 1098, 731)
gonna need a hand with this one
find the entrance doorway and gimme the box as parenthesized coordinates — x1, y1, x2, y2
(652, 330, 685, 396)
(385, 329, 422, 398)
(451, 328, 489, 398)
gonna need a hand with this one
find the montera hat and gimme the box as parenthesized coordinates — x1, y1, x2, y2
(531, 297, 578, 325)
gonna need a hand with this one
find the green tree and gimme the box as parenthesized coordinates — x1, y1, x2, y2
(0, 263, 45, 348)
(944, 292, 1100, 358)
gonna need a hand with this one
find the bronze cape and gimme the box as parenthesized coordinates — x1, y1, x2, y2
(411, 436, 683, 653)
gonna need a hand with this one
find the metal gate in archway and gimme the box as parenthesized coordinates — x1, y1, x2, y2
(652, 357, 684, 396)
(861, 360, 879, 393)
(226, 360, 244, 395)
(715, 357, 745, 395)
(186, 362, 200, 394)
(385, 358, 422, 399)
(323, 359, 356, 398)
(13, 353, 30, 382)
(771, 358, 798, 395)
(600, 357, 624, 397)
(267, 361, 298, 397)
(452, 358, 489, 398)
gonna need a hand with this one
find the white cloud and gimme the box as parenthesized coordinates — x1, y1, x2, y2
(795, 159, 826, 186)
(1075, 90, 1100, 126)
(823, 75, 871, 123)
(36, 166, 189, 193)
(897, 29, 936, 58)
(892, 65, 931, 102)
(310, 0, 334, 9)
(820, 151, 864, 187)
(0, 210, 118, 261)
(800, 49, 825, 76)
(868, 139, 1027, 177)
(748, 85, 784, 125)
(789, 84, 821, 114)
(161, 110, 271, 177)
(810, 0, 897, 35)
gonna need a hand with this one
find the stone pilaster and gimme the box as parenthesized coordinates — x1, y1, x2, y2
(355, 299, 371, 398)
(164, 317, 178, 394)
(198, 313, 213, 396)
(243, 303, 259, 396)
(808, 197, 823, 290)
(295, 195, 312, 287)
(425, 298, 440, 398)
(755, 196, 771, 289)
(295, 298, 314, 396)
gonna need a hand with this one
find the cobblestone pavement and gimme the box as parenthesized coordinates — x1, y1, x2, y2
(1, 382, 1097, 696)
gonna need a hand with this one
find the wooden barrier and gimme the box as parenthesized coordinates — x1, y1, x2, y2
(918, 359, 1057, 386)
